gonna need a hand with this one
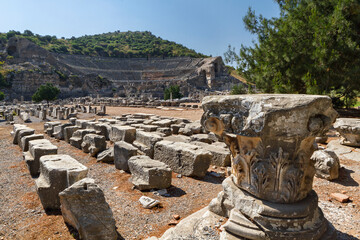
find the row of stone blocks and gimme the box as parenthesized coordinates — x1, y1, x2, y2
(43, 114, 230, 191)
(44, 118, 173, 191)
(11, 124, 118, 240)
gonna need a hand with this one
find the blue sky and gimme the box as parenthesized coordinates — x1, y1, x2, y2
(0, 0, 280, 57)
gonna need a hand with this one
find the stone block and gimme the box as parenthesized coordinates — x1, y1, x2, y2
(133, 130, 163, 158)
(154, 140, 212, 178)
(35, 154, 88, 210)
(192, 141, 231, 167)
(12, 124, 29, 144)
(81, 134, 106, 157)
(93, 123, 111, 140)
(70, 129, 98, 149)
(64, 126, 79, 143)
(110, 125, 136, 143)
(59, 178, 117, 240)
(75, 119, 94, 129)
(114, 141, 137, 171)
(53, 123, 73, 140)
(179, 121, 203, 136)
(152, 119, 172, 127)
(16, 128, 35, 146)
(20, 134, 44, 151)
(27, 139, 58, 176)
(128, 155, 172, 190)
(190, 134, 214, 144)
(157, 127, 172, 136)
(45, 122, 61, 136)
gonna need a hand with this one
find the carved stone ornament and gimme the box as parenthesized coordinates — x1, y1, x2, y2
(334, 118, 360, 147)
(201, 94, 338, 239)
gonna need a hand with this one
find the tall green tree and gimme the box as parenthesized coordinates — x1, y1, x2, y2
(32, 83, 60, 105)
(0, 91, 5, 101)
(225, 0, 360, 108)
(164, 85, 183, 100)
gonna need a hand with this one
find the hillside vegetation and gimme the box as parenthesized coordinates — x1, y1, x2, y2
(0, 30, 207, 58)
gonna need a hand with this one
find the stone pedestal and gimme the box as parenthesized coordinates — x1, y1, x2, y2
(200, 94, 337, 239)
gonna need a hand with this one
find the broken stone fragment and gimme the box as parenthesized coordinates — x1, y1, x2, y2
(311, 150, 340, 180)
(59, 178, 117, 240)
(53, 123, 73, 140)
(97, 147, 114, 163)
(330, 192, 350, 203)
(334, 118, 360, 147)
(179, 120, 203, 136)
(128, 155, 172, 190)
(81, 134, 106, 157)
(139, 196, 160, 209)
(69, 129, 98, 149)
(44, 122, 61, 137)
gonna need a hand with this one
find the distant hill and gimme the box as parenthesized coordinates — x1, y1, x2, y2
(0, 30, 207, 58)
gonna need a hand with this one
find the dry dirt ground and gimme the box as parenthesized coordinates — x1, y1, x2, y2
(0, 106, 359, 240)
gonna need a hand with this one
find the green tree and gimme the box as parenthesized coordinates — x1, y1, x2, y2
(230, 84, 246, 95)
(0, 91, 4, 101)
(225, 0, 360, 108)
(164, 85, 183, 100)
(32, 83, 60, 105)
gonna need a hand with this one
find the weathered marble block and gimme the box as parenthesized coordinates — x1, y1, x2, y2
(64, 126, 79, 143)
(75, 119, 94, 129)
(334, 118, 360, 147)
(11, 124, 29, 144)
(133, 130, 163, 158)
(81, 134, 106, 157)
(16, 128, 35, 146)
(110, 125, 136, 143)
(26, 139, 58, 176)
(20, 134, 44, 151)
(114, 141, 138, 171)
(70, 129, 98, 149)
(53, 123, 73, 140)
(45, 122, 61, 137)
(154, 140, 212, 178)
(59, 178, 117, 240)
(93, 123, 111, 140)
(128, 155, 172, 190)
(192, 141, 231, 167)
(201, 94, 337, 240)
(35, 154, 88, 210)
